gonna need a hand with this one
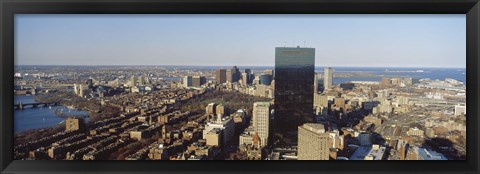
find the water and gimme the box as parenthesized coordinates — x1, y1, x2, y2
(325, 67, 466, 85)
(14, 95, 89, 133)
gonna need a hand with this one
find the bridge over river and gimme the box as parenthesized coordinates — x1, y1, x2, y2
(14, 102, 59, 110)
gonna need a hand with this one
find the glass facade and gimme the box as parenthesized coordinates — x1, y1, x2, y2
(260, 74, 273, 85)
(274, 47, 315, 143)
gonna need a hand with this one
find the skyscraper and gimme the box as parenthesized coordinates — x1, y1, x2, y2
(231, 66, 240, 82)
(324, 67, 333, 90)
(260, 74, 273, 85)
(241, 72, 248, 86)
(216, 69, 227, 84)
(298, 123, 329, 160)
(253, 102, 271, 147)
(245, 69, 252, 84)
(226, 69, 233, 83)
(183, 76, 192, 87)
(192, 76, 206, 87)
(274, 46, 315, 143)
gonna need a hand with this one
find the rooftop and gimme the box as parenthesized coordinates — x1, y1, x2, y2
(300, 123, 325, 134)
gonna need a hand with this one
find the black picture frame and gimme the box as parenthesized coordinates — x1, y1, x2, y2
(1, 0, 479, 174)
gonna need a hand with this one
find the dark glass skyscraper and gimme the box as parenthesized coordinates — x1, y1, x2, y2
(274, 46, 315, 144)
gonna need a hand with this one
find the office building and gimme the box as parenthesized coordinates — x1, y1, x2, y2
(226, 69, 233, 83)
(183, 76, 193, 88)
(260, 74, 273, 85)
(245, 69, 252, 84)
(241, 72, 249, 86)
(274, 46, 315, 142)
(232, 66, 240, 82)
(203, 115, 234, 146)
(253, 102, 271, 147)
(324, 67, 333, 90)
(216, 69, 227, 84)
(227, 66, 240, 83)
(298, 123, 329, 160)
(314, 94, 329, 108)
(192, 76, 206, 87)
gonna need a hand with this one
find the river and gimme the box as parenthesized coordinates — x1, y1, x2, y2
(14, 95, 89, 133)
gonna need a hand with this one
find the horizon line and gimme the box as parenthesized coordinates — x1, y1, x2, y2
(15, 64, 467, 69)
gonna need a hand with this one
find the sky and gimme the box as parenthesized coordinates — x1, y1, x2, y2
(15, 14, 466, 68)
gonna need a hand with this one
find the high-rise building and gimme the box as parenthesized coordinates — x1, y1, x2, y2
(324, 67, 333, 90)
(253, 102, 271, 147)
(274, 46, 315, 142)
(216, 69, 227, 84)
(242, 68, 253, 84)
(226, 69, 233, 83)
(183, 76, 193, 87)
(192, 76, 206, 87)
(298, 123, 329, 160)
(231, 66, 240, 82)
(241, 72, 248, 86)
(226, 66, 241, 83)
(245, 69, 252, 84)
(203, 115, 234, 147)
(260, 74, 273, 85)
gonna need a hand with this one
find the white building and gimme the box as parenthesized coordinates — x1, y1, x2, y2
(350, 144, 387, 160)
(455, 103, 466, 116)
(324, 67, 333, 90)
(203, 115, 234, 146)
(252, 102, 271, 147)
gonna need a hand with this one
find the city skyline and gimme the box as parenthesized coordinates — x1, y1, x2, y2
(13, 47, 466, 160)
(16, 14, 466, 68)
